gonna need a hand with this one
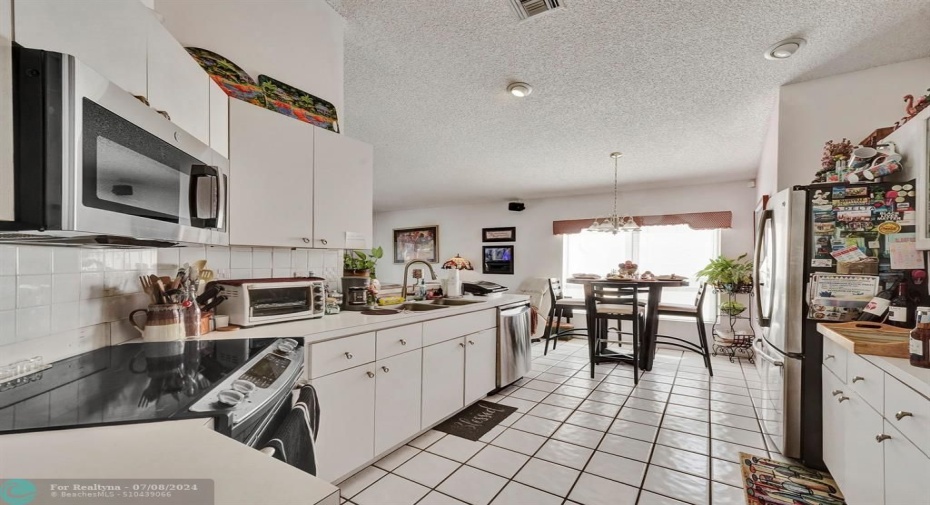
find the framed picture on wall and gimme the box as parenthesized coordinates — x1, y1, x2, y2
(393, 226, 440, 263)
(483, 245, 514, 275)
(482, 227, 516, 242)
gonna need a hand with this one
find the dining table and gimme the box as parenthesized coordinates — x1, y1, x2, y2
(566, 277, 689, 371)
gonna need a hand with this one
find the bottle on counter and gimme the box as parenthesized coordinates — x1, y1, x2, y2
(858, 281, 899, 323)
(887, 283, 912, 328)
(909, 307, 930, 368)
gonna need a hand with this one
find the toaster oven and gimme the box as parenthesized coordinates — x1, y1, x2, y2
(215, 278, 326, 327)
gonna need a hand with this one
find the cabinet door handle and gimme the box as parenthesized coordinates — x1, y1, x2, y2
(852, 376, 865, 383)
(837, 396, 849, 403)
(831, 389, 843, 396)
(321, 239, 328, 245)
(344, 352, 353, 360)
(381, 366, 390, 373)
(468, 340, 475, 345)
(824, 354, 835, 361)
(876, 434, 892, 443)
(458, 342, 465, 348)
(156, 109, 171, 121)
(400, 339, 407, 346)
(366, 371, 375, 378)
(302, 238, 311, 244)
(895, 411, 913, 421)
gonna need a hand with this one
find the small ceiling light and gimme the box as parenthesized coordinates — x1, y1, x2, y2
(764, 38, 806, 60)
(507, 82, 533, 97)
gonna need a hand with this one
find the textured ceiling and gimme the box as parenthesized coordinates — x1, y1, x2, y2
(329, 0, 930, 211)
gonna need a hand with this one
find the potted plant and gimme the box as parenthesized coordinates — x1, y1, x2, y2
(720, 300, 746, 316)
(343, 246, 383, 278)
(696, 254, 753, 293)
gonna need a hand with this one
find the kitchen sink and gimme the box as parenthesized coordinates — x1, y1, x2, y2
(422, 298, 487, 306)
(395, 302, 451, 311)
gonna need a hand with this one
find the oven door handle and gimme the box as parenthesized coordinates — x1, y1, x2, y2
(753, 339, 784, 367)
(189, 165, 224, 229)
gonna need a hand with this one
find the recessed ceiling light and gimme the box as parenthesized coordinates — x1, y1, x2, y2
(764, 38, 806, 60)
(508, 82, 533, 97)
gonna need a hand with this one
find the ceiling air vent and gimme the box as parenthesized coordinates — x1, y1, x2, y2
(509, 0, 561, 20)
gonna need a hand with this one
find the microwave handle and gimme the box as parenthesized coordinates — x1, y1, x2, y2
(189, 165, 224, 229)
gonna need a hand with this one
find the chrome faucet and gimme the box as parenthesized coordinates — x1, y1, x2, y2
(401, 260, 438, 300)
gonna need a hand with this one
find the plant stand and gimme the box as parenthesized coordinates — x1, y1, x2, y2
(711, 287, 755, 363)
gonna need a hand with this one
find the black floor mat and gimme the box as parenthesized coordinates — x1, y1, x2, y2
(433, 400, 518, 441)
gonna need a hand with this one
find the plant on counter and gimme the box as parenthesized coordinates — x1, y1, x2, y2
(344, 246, 384, 277)
(696, 254, 753, 293)
(720, 300, 747, 316)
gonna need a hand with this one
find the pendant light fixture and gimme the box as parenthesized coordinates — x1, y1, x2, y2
(587, 152, 640, 234)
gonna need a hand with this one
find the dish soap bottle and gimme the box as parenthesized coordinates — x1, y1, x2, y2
(910, 306, 930, 368)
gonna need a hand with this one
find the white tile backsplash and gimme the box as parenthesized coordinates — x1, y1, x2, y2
(0, 244, 343, 366)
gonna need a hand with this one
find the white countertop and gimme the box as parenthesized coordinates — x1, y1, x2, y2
(171, 294, 530, 346)
(0, 419, 339, 505)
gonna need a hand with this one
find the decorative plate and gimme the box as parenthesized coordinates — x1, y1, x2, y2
(184, 47, 266, 107)
(258, 75, 339, 133)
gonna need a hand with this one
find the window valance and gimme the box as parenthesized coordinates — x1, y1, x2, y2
(552, 211, 732, 235)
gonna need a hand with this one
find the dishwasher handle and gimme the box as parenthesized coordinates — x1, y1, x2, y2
(500, 303, 531, 317)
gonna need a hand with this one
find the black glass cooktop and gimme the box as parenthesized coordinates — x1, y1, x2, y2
(0, 338, 289, 434)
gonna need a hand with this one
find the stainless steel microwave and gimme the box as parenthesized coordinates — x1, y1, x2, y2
(0, 46, 228, 247)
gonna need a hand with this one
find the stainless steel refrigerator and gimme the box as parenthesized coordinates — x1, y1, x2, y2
(753, 181, 917, 468)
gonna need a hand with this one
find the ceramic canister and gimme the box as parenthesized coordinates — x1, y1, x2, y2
(129, 303, 186, 342)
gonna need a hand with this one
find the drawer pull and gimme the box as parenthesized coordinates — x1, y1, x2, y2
(824, 354, 835, 361)
(366, 371, 375, 378)
(302, 238, 311, 244)
(831, 389, 843, 396)
(895, 411, 914, 421)
(852, 376, 865, 383)
(837, 396, 849, 403)
(381, 366, 390, 373)
(875, 434, 892, 443)
(468, 340, 475, 345)
(459, 342, 466, 348)
(345, 352, 353, 360)
(400, 339, 407, 346)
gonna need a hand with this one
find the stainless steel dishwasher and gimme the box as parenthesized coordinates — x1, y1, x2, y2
(497, 301, 532, 388)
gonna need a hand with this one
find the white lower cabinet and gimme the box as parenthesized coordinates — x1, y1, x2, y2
(465, 328, 497, 404)
(375, 350, 422, 454)
(843, 390, 885, 505)
(311, 364, 376, 482)
(422, 337, 466, 428)
(883, 420, 930, 505)
(821, 366, 845, 482)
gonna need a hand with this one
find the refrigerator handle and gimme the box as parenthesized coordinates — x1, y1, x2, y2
(754, 209, 773, 328)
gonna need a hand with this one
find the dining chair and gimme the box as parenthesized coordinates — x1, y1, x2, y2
(654, 283, 713, 376)
(583, 281, 646, 383)
(543, 278, 587, 355)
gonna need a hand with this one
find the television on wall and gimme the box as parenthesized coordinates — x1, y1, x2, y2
(483, 246, 514, 275)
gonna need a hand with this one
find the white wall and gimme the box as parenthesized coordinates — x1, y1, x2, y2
(755, 96, 779, 204)
(775, 57, 930, 191)
(154, 0, 345, 125)
(373, 180, 757, 289)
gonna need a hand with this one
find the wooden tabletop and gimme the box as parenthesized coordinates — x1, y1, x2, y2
(566, 277, 689, 287)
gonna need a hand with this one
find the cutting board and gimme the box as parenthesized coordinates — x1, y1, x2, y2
(819, 321, 910, 358)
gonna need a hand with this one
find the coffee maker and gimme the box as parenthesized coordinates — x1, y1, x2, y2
(341, 276, 371, 311)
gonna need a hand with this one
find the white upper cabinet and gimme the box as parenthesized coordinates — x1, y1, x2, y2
(13, 0, 149, 97)
(228, 99, 314, 248)
(209, 80, 229, 158)
(146, 16, 210, 145)
(313, 127, 373, 249)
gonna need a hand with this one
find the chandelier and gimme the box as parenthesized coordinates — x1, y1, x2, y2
(587, 152, 640, 234)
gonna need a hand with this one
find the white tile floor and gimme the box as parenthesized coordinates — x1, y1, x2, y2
(338, 338, 775, 505)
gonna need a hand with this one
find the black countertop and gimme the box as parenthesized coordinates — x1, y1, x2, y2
(0, 337, 287, 434)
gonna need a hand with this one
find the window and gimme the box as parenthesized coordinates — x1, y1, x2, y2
(562, 225, 721, 318)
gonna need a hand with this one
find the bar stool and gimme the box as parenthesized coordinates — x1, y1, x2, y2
(655, 283, 713, 376)
(583, 281, 646, 383)
(543, 278, 586, 355)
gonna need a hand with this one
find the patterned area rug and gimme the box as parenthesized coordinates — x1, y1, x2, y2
(740, 452, 846, 505)
(433, 401, 517, 441)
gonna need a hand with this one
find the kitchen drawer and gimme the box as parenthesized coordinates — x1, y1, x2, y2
(309, 332, 376, 379)
(423, 309, 497, 347)
(822, 338, 848, 383)
(884, 375, 930, 457)
(377, 323, 424, 359)
(847, 353, 883, 413)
